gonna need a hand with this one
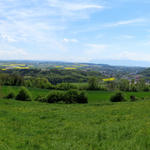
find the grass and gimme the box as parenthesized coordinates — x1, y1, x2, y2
(1, 86, 49, 99)
(0, 67, 149, 149)
(0, 99, 150, 149)
(1, 86, 150, 149)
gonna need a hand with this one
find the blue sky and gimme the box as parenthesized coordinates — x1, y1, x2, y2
(0, 0, 150, 64)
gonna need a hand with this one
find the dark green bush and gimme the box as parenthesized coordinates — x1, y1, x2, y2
(110, 92, 125, 102)
(6, 91, 15, 99)
(77, 91, 88, 103)
(16, 87, 32, 101)
(64, 90, 79, 103)
(64, 90, 88, 104)
(130, 95, 138, 102)
(37, 90, 88, 104)
(46, 91, 65, 103)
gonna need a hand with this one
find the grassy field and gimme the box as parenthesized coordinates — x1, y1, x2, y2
(1, 86, 150, 149)
(0, 99, 150, 149)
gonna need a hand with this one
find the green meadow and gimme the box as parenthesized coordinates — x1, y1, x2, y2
(1, 86, 150, 149)
(0, 99, 150, 149)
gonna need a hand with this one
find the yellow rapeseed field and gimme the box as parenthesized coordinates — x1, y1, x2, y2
(103, 77, 115, 82)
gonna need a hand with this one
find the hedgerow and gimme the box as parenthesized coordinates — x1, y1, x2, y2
(35, 90, 88, 104)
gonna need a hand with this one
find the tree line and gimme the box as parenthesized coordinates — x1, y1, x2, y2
(0, 71, 150, 92)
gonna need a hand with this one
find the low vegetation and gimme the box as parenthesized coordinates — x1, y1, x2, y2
(5, 91, 16, 99)
(6, 87, 88, 104)
(36, 89, 88, 104)
(110, 92, 126, 102)
(16, 87, 32, 101)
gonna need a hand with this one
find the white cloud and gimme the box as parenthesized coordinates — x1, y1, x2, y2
(47, 0, 103, 11)
(0, 0, 104, 61)
(105, 18, 146, 27)
(63, 38, 78, 43)
(0, 33, 17, 42)
(0, 0, 148, 62)
(113, 51, 150, 61)
(87, 44, 108, 49)
(85, 44, 108, 59)
(0, 46, 30, 60)
(121, 35, 135, 39)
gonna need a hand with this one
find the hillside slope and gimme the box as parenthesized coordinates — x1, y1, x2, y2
(0, 99, 150, 150)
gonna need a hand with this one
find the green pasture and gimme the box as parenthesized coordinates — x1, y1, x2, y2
(0, 99, 150, 149)
(0, 86, 150, 149)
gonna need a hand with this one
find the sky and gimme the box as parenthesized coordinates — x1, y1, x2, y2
(0, 0, 150, 65)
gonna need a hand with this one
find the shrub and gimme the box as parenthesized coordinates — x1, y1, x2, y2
(130, 95, 138, 102)
(110, 92, 125, 102)
(6, 91, 15, 99)
(16, 87, 32, 101)
(64, 90, 88, 104)
(77, 91, 88, 103)
(64, 90, 79, 103)
(35, 95, 46, 102)
(37, 90, 88, 104)
(46, 91, 65, 103)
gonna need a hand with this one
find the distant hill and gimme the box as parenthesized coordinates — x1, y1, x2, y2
(0, 60, 146, 79)
(90, 59, 150, 67)
(140, 68, 150, 77)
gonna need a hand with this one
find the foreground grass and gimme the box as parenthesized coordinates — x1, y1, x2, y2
(0, 99, 150, 149)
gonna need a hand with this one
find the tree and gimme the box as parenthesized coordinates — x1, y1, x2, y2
(118, 79, 130, 91)
(88, 77, 99, 90)
(130, 79, 138, 92)
(136, 79, 147, 91)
